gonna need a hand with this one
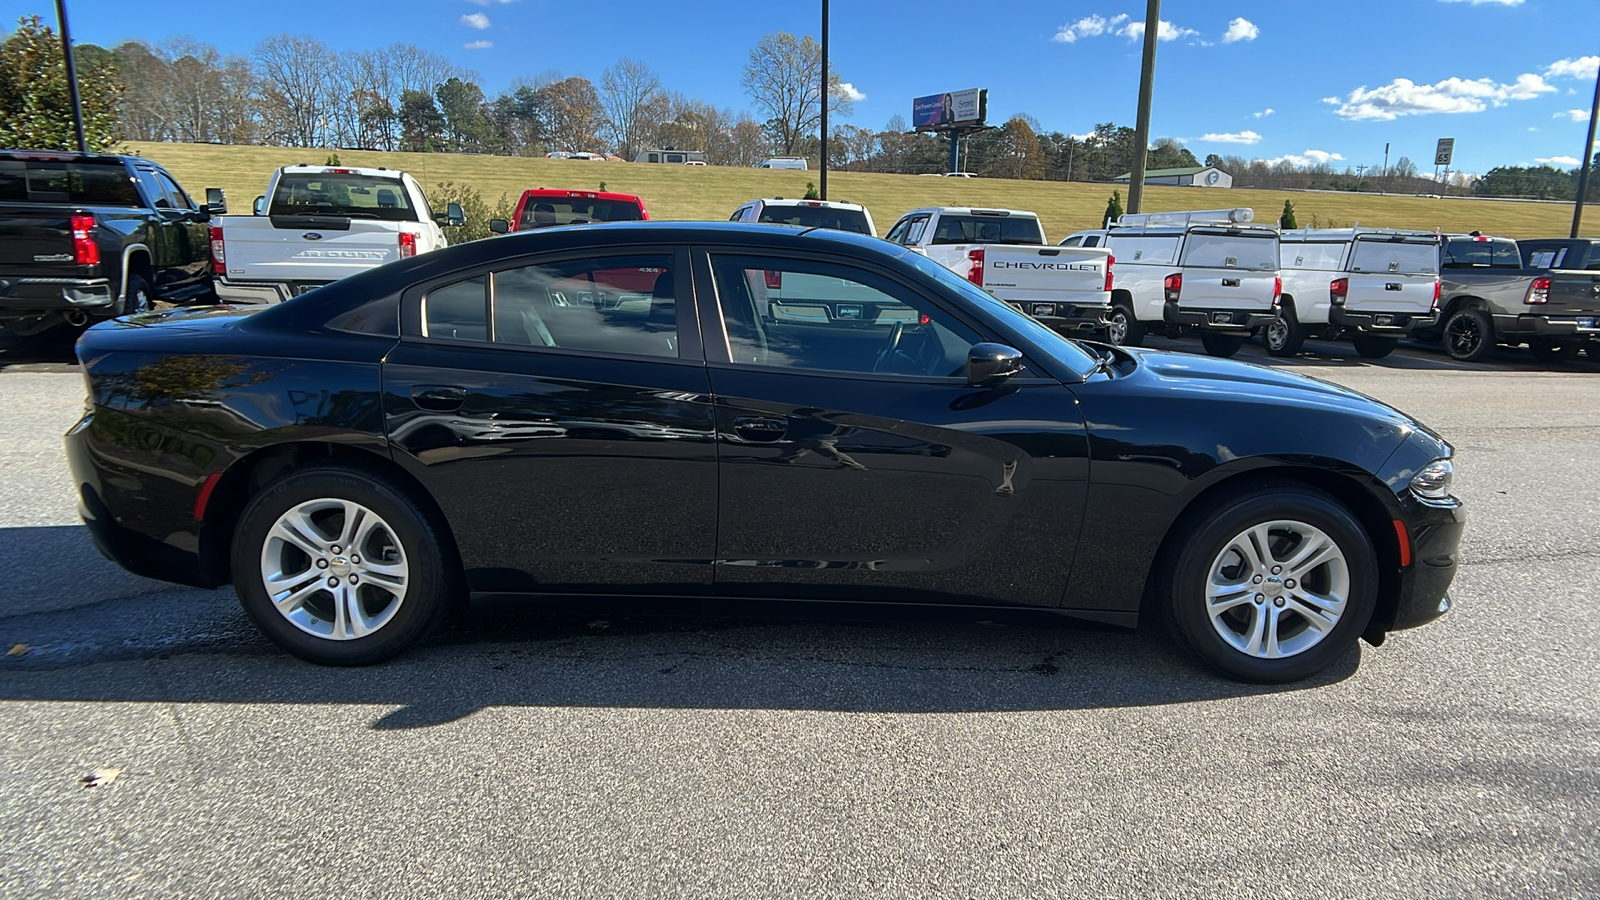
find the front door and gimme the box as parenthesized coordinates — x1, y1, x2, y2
(383, 248, 719, 595)
(696, 250, 1090, 608)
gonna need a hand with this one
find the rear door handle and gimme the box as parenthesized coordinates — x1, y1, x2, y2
(411, 385, 466, 412)
(732, 416, 787, 442)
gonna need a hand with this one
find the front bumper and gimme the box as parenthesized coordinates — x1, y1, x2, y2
(1331, 307, 1438, 334)
(1164, 300, 1275, 331)
(1492, 313, 1600, 339)
(1387, 497, 1466, 632)
(0, 276, 114, 316)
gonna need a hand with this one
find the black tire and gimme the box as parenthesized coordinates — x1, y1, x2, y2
(117, 272, 152, 317)
(1264, 304, 1306, 357)
(1106, 302, 1144, 347)
(1351, 334, 1398, 359)
(1200, 332, 1245, 358)
(231, 462, 456, 665)
(1443, 307, 1494, 362)
(1528, 338, 1578, 362)
(1163, 486, 1378, 683)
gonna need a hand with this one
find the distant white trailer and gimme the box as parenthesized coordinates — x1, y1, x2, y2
(635, 149, 706, 164)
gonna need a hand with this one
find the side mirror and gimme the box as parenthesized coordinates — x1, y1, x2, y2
(252, 195, 265, 216)
(489, 218, 510, 235)
(445, 202, 465, 227)
(967, 342, 1024, 385)
(204, 187, 227, 215)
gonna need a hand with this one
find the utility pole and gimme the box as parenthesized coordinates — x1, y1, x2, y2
(1126, 0, 1160, 214)
(819, 0, 829, 200)
(1571, 60, 1600, 237)
(54, 0, 87, 153)
(1382, 142, 1390, 194)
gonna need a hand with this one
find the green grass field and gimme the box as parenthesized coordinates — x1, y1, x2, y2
(125, 140, 1600, 242)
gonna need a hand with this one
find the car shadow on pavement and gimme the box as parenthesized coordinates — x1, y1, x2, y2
(1141, 334, 1600, 373)
(0, 526, 1359, 725)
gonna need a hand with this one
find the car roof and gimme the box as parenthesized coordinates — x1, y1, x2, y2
(519, 188, 645, 203)
(900, 207, 1039, 218)
(753, 198, 868, 211)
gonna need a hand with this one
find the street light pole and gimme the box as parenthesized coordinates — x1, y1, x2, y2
(1126, 0, 1160, 214)
(54, 0, 88, 153)
(819, 0, 829, 201)
(1570, 62, 1600, 238)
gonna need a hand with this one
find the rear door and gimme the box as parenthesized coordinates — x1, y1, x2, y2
(151, 169, 211, 287)
(696, 247, 1090, 608)
(1344, 236, 1439, 315)
(1176, 229, 1280, 312)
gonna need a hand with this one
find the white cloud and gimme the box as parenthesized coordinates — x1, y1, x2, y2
(839, 82, 866, 102)
(1537, 155, 1581, 166)
(1527, 126, 1539, 131)
(1439, 0, 1523, 4)
(1118, 19, 1198, 42)
(1328, 73, 1555, 120)
(1054, 14, 1110, 43)
(460, 12, 490, 28)
(1260, 149, 1345, 167)
(1068, 131, 1095, 141)
(1253, 108, 1275, 118)
(463, 40, 493, 50)
(1555, 109, 1591, 122)
(1199, 130, 1262, 144)
(1222, 18, 1259, 43)
(1546, 56, 1600, 80)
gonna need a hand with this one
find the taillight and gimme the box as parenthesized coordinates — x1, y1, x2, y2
(1162, 272, 1182, 303)
(764, 270, 783, 289)
(1273, 275, 1282, 300)
(1525, 276, 1550, 305)
(71, 213, 99, 266)
(1330, 277, 1349, 306)
(398, 232, 417, 258)
(209, 225, 225, 275)
(1104, 254, 1115, 292)
(967, 248, 985, 286)
(1432, 278, 1442, 310)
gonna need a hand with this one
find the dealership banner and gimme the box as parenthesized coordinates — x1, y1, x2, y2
(913, 89, 986, 130)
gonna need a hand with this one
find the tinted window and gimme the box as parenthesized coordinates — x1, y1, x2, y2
(1350, 239, 1438, 275)
(270, 173, 417, 221)
(1443, 238, 1520, 268)
(155, 172, 193, 210)
(884, 218, 912, 244)
(755, 205, 872, 235)
(1181, 231, 1279, 270)
(423, 277, 488, 342)
(492, 254, 677, 358)
(517, 197, 643, 229)
(709, 254, 978, 377)
(929, 215, 1043, 246)
(1059, 236, 1083, 247)
(0, 160, 140, 205)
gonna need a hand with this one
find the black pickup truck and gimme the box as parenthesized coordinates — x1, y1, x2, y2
(0, 150, 216, 336)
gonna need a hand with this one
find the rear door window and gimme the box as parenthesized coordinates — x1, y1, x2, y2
(491, 255, 678, 358)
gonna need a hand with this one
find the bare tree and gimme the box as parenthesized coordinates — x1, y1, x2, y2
(254, 34, 335, 147)
(599, 59, 661, 159)
(740, 31, 852, 156)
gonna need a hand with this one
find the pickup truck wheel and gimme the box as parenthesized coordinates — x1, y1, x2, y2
(1351, 335, 1398, 359)
(1164, 487, 1378, 683)
(1444, 308, 1493, 362)
(1200, 332, 1244, 358)
(117, 273, 151, 317)
(1528, 338, 1578, 362)
(1264, 306, 1305, 357)
(1106, 303, 1144, 347)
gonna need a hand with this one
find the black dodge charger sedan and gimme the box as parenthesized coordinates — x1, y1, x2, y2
(66, 222, 1463, 682)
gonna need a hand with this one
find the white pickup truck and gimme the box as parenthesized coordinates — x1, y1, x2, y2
(883, 206, 1112, 337)
(210, 164, 462, 303)
(1063, 208, 1280, 357)
(1270, 228, 1441, 359)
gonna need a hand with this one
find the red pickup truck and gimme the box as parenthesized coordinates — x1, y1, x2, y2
(489, 189, 649, 234)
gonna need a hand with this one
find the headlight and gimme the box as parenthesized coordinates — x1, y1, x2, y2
(1410, 458, 1454, 502)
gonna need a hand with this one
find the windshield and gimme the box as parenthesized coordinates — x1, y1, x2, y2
(757, 205, 872, 235)
(1351, 239, 1439, 275)
(897, 249, 1098, 377)
(1181, 230, 1279, 270)
(269, 174, 418, 221)
(0, 160, 140, 205)
(518, 197, 643, 229)
(930, 215, 1044, 246)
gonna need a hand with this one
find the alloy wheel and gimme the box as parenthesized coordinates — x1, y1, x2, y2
(1447, 314, 1482, 358)
(1265, 314, 1290, 351)
(1106, 310, 1129, 345)
(1203, 519, 1350, 659)
(259, 498, 409, 640)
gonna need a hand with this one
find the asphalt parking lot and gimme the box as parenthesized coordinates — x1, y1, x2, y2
(1, 329, 1597, 899)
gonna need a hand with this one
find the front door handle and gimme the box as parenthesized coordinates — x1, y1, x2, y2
(411, 385, 466, 412)
(732, 416, 787, 442)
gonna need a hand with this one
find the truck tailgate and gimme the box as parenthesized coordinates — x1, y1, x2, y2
(977, 246, 1110, 304)
(0, 209, 76, 274)
(1179, 268, 1277, 310)
(1546, 269, 1600, 316)
(220, 216, 404, 283)
(1344, 273, 1436, 314)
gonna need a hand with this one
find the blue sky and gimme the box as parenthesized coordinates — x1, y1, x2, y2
(9, 0, 1599, 174)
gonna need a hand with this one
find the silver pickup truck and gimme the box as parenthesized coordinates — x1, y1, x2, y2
(1423, 233, 1600, 362)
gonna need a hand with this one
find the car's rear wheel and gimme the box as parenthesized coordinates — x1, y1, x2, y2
(117, 273, 151, 318)
(232, 462, 454, 665)
(1264, 305, 1305, 357)
(1106, 302, 1144, 347)
(1528, 338, 1579, 362)
(1200, 332, 1244, 358)
(1444, 307, 1493, 362)
(1165, 487, 1378, 683)
(1351, 334, 1398, 359)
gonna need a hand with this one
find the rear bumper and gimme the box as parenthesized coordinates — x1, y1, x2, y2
(1005, 300, 1110, 333)
(0, 277, 115, 315)
(1492, 313, 1600, 339)
(1164, 301, 1275, 331)
(1331, 307, 1438, 334)
(216, 276, 331, 305)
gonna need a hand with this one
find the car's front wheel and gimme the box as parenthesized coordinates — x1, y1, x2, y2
(231, 462, 455, 665)
(1166, 487, 1378, 683)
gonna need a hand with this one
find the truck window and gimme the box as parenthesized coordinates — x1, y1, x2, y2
(1350, 239, 1438, 275)
(0, 160, 141, 206)
(929, 215, 1043, 246)
(1106, 234, 1181, 266)
(1180, 231, 1279, 270)
(1281, 242, 1345, 271)
(1443, 239, 1520, 268)
(270, 173, 419, 221)
(518, 197, 643, 229)
(755, 205, 871, 234)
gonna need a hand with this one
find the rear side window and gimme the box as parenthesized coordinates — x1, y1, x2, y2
(0, 160, 140, 205)
(1350, 240, 1439, 275)
(929, 215, 1043, 246)
(756, 205, 872, 234)
(1181, 231, 1279, 270)
(1444, 238, 1520, 268)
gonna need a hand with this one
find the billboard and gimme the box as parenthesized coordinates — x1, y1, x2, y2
(913, 89, 987, 131)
